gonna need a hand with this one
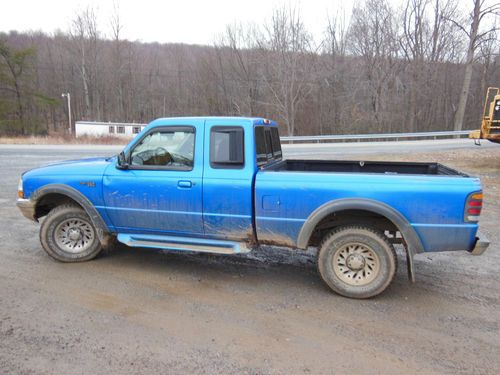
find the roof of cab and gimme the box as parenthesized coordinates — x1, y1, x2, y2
(149, 116, 277, 127)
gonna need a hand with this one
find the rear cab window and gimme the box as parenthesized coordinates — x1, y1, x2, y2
(255, 126, 282, 167)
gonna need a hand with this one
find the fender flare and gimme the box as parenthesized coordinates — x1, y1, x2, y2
(31, 184, 110, 240)
(297, 198, 423, 282)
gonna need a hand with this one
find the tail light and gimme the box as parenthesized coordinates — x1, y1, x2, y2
(465, 192, 483, 222)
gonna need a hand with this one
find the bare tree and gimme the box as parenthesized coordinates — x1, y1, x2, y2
(419, 0, 462, 128)
(224, 24, 259, 116)
(255, 6, 318, 135)
(69, 7, 101, 120)
(320, 6, 350, 134)
(325, 7, 349, 57)
(348, 0, 400, 132)
(400, 0, 430, 132)
(2, 1, 499, 137)
(110, 2, 128, 120)
(449, 0, 500, 131)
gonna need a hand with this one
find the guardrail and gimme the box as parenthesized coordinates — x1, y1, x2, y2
(280, 130, 470, 143)
(75, 121, 471, 142)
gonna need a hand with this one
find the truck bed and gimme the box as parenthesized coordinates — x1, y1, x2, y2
(266, 159, 467, 176)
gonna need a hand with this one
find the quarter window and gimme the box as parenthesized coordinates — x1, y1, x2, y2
(271, 127, 282, 158)
(210, 126, 244, 168)
(265, 129, 273, 159)
(130, 127, 195, 169)
(255, 127, 268, 165)
(255, 126, 282, 166)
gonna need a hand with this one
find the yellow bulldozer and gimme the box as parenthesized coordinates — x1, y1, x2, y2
(469, 87, 500, 144)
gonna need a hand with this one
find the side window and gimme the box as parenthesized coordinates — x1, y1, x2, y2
(255, 126, 282, 166)
(130, 127, 195, 169)
(271, 127, 282, 158)
(265, 129, 273, 159)
(210, 126, 244, 169)
(255, 127, 268, 166)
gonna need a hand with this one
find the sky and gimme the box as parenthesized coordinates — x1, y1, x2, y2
(0, 0, 344, 45)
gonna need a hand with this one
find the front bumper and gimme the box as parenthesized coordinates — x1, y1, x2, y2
(16, 198, 36, 221)
(469, 233, 490, 255)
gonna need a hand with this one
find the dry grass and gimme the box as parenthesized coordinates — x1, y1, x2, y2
(0, 134, 128, 145)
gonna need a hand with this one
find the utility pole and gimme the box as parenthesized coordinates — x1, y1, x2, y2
(61, 93, 72, 135)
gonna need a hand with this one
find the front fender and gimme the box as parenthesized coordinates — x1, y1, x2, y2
(30, 184, 110, 240)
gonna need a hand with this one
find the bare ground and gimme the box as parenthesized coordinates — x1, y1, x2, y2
(0, 145, 499, 374)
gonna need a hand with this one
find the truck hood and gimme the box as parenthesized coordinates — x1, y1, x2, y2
(23, 156, 115, 178)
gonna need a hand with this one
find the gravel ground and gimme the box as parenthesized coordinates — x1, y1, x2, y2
(0, 144, 499, 374)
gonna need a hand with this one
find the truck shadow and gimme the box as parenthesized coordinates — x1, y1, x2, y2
(97, 242, 416, 300)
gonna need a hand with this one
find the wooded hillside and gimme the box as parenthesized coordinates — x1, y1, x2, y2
(0, 0, 498, 136)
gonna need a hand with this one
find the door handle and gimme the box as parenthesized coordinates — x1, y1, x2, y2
(178, 180, 192, 188)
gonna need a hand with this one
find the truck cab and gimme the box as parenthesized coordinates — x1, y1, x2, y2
(105, 117, 277, 243)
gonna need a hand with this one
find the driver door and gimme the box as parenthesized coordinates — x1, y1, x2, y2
(103, 123, 204, 236)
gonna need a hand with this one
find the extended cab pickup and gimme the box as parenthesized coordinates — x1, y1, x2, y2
(17, 117, 490, 298)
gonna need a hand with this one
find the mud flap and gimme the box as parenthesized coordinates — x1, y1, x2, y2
(406, 247, 416, 283)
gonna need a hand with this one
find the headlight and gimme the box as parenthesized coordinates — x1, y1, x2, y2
(18, 178, 24, 199)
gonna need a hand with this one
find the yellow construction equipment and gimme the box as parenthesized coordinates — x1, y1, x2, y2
(469, 87, 500, 144)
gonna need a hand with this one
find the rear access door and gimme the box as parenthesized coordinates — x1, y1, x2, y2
(202, 119, 255, 241)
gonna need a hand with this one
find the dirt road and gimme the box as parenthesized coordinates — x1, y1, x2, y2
(1, 144, 499, 374)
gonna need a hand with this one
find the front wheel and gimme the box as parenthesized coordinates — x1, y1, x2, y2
(40, 204, 102, 262)
(317, 226, 397, 299)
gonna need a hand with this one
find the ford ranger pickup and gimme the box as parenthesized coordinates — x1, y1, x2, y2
(16, 117, 490, 298)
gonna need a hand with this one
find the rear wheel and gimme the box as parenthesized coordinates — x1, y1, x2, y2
(317, 226, 397, 299)
(40, 204, 102, 262)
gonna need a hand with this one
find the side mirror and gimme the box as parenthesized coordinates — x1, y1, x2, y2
(116, 151, 129, 170)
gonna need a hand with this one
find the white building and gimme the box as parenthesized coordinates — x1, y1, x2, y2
(75, 121, 147, 138)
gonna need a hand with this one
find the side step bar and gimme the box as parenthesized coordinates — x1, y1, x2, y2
(117, 233, 250, 255)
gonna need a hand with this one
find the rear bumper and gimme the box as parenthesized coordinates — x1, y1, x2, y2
(469, 233, 490, 255)
(16, 198, 36, 221)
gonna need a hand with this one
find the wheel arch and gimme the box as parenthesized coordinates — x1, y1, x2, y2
(297, 198, 424, 282)
(31, 184, 110, 241)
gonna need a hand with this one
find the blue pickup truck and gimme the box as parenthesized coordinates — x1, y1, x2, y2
(17, 117, 489, 298)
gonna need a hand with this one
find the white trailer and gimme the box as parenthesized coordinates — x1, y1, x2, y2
(75, 121, 147, 138)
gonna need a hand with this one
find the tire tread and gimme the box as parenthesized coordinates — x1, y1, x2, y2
(39, 204, 102, 263)
(317, 225, 397, 298)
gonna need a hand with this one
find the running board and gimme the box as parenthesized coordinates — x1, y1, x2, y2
(117, 233, 250, 254)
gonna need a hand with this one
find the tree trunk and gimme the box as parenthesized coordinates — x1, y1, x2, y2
(80, 51, 91, 119)
(453, 0, 480, 132)
(13, 80, 25, 135)
(453, 49, 475, 131)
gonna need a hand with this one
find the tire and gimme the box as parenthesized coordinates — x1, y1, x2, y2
(39, 204, 102, 262)
(317, 225, 397, 299)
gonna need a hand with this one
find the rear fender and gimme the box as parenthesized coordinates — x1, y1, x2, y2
(297, 198, 424, 282)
